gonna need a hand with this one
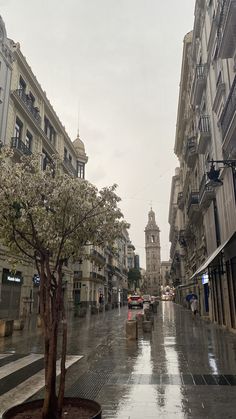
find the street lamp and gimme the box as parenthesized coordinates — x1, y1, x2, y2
(206, 159, 236, 201)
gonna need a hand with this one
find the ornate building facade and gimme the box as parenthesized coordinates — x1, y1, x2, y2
(145, 209, 161, 295)
(169, 0, 236, 330)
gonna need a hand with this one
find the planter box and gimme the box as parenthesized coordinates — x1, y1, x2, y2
(13, 319, 25, 331)
(2, 397, 102, 419)
(0, 319, 14, 337)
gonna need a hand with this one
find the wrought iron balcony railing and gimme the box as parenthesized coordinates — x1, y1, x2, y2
(14, 89, 41, 125)
(11, 137, 32, 155)
(63, 156, 78, 177)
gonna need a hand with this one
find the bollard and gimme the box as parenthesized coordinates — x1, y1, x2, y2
(126, 320, 138, 340)
(142, 320, 152, 333)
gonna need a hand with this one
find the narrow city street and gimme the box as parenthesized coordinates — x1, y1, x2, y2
(0, 302, 236, 418)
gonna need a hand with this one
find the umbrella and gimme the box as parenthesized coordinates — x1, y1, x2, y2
(186, 293, 197, 302)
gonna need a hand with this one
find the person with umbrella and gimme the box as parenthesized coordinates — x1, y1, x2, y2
(187, 294, 198, 318)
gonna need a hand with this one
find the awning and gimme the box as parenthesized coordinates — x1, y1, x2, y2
(190, 231, 236, 280)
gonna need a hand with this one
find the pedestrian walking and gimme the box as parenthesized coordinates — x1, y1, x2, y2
(190, 296, 198, 319)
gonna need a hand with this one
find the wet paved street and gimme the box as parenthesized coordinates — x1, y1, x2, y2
(0, 302, 236, 418)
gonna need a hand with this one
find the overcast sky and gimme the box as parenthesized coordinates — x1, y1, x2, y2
(1, 0, 195, 267)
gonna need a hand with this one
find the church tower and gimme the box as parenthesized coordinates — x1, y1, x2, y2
(145, 208, 161, 295)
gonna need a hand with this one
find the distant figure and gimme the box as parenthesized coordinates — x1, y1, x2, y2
(190, 297, 198, 318)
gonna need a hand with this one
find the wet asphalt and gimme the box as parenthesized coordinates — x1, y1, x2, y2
(0, 302, 236, 418)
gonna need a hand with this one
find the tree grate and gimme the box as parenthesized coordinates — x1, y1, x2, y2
(65, 371, 112, 400)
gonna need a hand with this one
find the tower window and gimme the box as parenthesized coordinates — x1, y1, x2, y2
(151, 235, 155, 243)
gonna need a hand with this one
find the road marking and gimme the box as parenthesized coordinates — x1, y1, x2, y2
(0, 354, 43, 379)
(0, 355, 82, 418)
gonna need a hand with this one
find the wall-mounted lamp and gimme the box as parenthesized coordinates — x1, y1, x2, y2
(206, 159, 236, 199)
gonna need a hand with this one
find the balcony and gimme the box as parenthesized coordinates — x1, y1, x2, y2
(184, 137, 197, 168)
(178, 230, 187, 248)
(197, 115, 211, 154)
(90, 249, 106, 266)
(177, 192, 184, 210)
(74, 271, 82, 280)
(199, 174, 215, 210)
(63, 156, 78, 178)
(217, 0, 236, 59)
(191, 64, 207, 106)
(12, 89, 41, 126)
(213, 72, 226, 114)
(220, 74, 236, 158)
(187, 191, 200, 220)
(89, 272, 106, 282)
(11, 137, 32, 156)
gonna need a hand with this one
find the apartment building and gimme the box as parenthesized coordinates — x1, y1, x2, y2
(0, 18, 88, 320)
(169, 0, 236, 329)
(0, 16, 14, 145)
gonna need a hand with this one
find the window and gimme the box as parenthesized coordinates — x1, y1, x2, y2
(25, 130, 32, 150)
(19, 76, 26, 92)
(77, 161, 85, 179)
(44, 116, 56, 146)
(14, 117, 23, 139)
(28, 92, 35, 105)
(42, 148, 51, 171)
(64, 147, 68, 160)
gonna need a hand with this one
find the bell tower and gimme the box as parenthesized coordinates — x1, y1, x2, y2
(145, 208, 161, 295)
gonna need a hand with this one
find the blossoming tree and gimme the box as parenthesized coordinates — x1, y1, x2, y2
(0, 149, 127, 418)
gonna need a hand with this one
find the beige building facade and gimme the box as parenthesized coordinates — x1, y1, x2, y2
(0, 21, 88, 320)
(169, 0, 236, 329)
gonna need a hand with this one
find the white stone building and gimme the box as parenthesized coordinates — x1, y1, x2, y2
(0, 16, 14, 145)
(169, 0, 236, 329)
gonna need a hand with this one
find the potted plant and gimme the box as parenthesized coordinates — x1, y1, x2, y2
(0, 149, 127, 419)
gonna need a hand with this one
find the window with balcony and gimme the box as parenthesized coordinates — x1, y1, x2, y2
(41, 148, 51, 171)
(44, 116, 56, 146)
(19, 76, 26, 92)
(14, 117, 23, 139)
(25, 130, 33, 151)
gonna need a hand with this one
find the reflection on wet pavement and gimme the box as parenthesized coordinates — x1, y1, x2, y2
(1, 302, 236, 418)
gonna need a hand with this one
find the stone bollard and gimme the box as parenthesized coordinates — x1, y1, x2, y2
(13, 319, 25, 331)
(135, 313, 144, 327)
(0, 319, 14, 337)
(142, 320, 152, 333)
(126, 320, 138, 340)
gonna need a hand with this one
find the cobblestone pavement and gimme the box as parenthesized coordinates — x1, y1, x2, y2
(0, 302, 236, 418)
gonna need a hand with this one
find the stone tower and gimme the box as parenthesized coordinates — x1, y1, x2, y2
(145, 208, 161, 295)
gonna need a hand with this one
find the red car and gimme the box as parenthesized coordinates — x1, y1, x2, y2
(128, 295, 143, 309)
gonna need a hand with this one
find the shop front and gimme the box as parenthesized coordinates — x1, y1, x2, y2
(0, 268, 23, 319)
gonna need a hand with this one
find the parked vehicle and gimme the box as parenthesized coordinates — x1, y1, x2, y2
(128, 295, 143, 309)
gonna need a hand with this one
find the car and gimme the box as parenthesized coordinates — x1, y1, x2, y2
(128, 295, 143, 309)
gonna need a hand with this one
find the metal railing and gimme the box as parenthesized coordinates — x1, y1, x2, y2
(198, 115, 211, 133)
(11, 137, 32, 155)
(90, 249, 106, 265)
(14, 89, 41, 125)
(196, 64, 207, 80)
(63, 156, 78, 177)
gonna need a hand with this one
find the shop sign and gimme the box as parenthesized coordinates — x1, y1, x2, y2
(202, 272, 209, 285)
(2, 268, 23, 285)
